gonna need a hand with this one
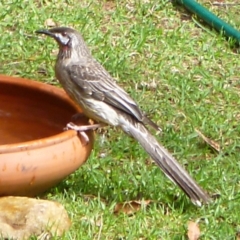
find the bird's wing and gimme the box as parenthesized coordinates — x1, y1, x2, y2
(67, 60, 145, 122)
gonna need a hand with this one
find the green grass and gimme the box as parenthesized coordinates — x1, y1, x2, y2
(1, 0, 240, 239)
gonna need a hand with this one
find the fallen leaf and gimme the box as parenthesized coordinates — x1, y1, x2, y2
(44, 18, 56, 27)
(195, 128, 220, 152)
(236, 231, 240, 240)
(187, 221, 200, 240)
(114, 200, 151, 215)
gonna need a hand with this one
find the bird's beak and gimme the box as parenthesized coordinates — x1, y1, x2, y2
(36, 29, 55, 38)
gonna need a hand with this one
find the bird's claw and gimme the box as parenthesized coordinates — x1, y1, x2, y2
(65, 122, 105, 131)
(64, 122, 91, 145)
(65, 122, 106, 145)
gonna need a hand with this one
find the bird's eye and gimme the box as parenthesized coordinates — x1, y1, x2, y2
(61, 32, 67, 37)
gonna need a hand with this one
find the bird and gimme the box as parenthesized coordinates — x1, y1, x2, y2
(36, 27, 210, 206)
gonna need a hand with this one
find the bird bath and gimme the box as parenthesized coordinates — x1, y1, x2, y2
(0, 75, 94, 196)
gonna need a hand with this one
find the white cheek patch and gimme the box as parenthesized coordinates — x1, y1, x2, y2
(62, 37, 70, 46)
(56, 33, 70, 46)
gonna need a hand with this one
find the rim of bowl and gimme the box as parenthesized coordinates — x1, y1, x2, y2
(0, 74, 81, 153)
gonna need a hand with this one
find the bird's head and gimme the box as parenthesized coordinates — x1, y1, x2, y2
(36, 27, 90, 59)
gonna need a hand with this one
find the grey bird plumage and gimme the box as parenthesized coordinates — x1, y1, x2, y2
(36, 27, 210, 206)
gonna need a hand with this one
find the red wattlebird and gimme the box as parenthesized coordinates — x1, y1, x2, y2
(36, 27, 210, 206)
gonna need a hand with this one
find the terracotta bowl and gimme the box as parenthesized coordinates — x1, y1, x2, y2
(0, 75, 94, 197)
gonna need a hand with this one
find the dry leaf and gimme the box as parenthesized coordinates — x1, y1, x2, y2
(195, 128, 220, 152)
(114, 200, 151, 215)
(44, 18, 56, 27)
(187, 221, 200, 240)
(236, 231, 240, 240)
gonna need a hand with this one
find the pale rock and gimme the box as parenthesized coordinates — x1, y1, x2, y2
(0, 196, 71, 239)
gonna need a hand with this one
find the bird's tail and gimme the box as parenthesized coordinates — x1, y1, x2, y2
(120, 117, 210, 206)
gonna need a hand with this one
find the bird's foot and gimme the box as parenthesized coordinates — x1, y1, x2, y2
(66, 122, 105, 131)
(65, 122, 106, 145)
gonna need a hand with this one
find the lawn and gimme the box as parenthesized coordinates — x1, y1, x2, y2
(1, 0, 240, 239)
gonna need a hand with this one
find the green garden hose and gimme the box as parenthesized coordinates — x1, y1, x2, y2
(175, 0, 240, 44)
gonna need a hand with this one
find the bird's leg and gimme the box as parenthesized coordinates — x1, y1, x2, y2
(66, 122, 105, 131)
(65, 122, 106, 145)
(65, 112, 102, 145)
